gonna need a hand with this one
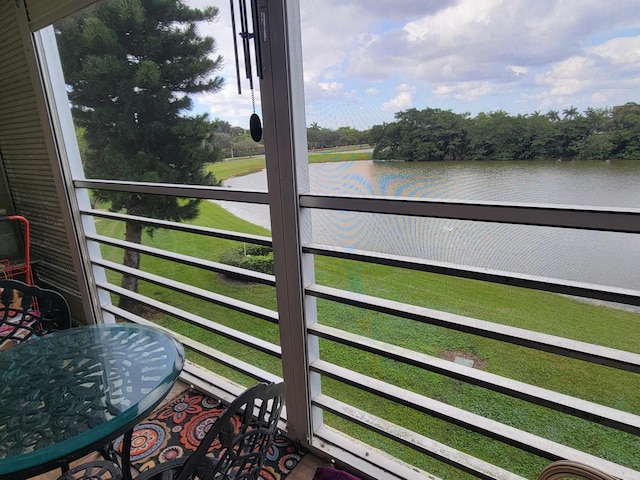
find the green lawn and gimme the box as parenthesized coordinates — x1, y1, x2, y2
(96, 158, 640, 479)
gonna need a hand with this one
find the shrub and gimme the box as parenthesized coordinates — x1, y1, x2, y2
(219, 244, 274, 277)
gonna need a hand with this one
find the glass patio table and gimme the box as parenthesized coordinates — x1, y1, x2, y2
(0, 323, 184, 480)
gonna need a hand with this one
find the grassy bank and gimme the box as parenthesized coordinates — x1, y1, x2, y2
(97, 159, 640, 479)
(206, 149, 372, 181)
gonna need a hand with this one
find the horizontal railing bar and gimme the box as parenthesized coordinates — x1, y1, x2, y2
(181, 341, 279, 383)
(75, 182, 640, 233)
(181, 364, 290, 434)
(313, 395, 527, 480)
(307, 284, 640, 373)
(180, 337, 280, 384)
(310, 323, 640, 435)
(97, 281, 281, 358)
(180, 365, 248, 406)
(84, 210, 640, 306)
(310, 426, 438, 480)
(180, 365, 290, 434)
(300, 194, 640, 233)
(87, 233, 276, 287)
(305, 243, 640, 307)
(82, 209, 272, 246)
(93, 258, 279, 323)
(74, 179, 269, 203)
(101, 304, 280, 383)
(311, 361, 639, 480)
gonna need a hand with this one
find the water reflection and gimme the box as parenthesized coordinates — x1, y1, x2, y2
(216, 160, 640, 290)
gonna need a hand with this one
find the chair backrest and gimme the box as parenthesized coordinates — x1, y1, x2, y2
(538, 460, 620, 480)
(185, 381, 285, 480)
(136, 381, 285, 480)
(0, 279, 72, 350)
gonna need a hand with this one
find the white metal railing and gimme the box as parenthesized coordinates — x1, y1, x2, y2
(73, 177, 640, 480)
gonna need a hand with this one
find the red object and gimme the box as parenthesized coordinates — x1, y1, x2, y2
(0, 215, 33, 285)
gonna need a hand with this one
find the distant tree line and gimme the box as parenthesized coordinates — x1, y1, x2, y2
(368, 103, 640, 161)
(217, 102, 640, 161)
(208, 120, 369, 157)
(206, 119, 369, 159)
(207, 119, 264, 158)
(306, 122, 370, 150)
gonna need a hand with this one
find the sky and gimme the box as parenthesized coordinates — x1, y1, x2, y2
(187, 0, 640, 131)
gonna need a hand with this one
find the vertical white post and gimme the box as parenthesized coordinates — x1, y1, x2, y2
(33, 27, 114, 323)
(258, 0, 320, 443)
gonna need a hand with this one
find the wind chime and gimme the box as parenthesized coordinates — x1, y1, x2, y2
(230, 0, 265, 142)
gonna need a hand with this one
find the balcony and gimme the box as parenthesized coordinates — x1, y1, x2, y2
(2, 1, 640, 479)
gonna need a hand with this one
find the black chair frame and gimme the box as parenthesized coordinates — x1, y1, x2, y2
(135, 381, 285, 480)
(0, 278, 71, 349)
(56, 459, 123, 480)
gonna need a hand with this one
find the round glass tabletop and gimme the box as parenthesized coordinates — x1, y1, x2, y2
(0, 323, 184, 478)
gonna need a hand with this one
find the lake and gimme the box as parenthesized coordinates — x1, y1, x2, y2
(216, 159, 640, 291)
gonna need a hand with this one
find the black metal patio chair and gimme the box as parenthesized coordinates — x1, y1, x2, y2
(0, 278, 71, 350)
(56, 459, 123, 480)
(133, 381, 285, 480)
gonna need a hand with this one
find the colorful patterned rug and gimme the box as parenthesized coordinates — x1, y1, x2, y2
(114, 388, 307, 480)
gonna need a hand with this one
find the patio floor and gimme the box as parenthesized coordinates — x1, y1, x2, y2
(29, 450, 328, 480)
(28, 381, 330, 480)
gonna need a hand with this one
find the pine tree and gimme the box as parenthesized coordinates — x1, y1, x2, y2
(56, 0, 224, 311)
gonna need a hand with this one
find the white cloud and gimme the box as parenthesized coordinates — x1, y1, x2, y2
(198, 81, 262, 128)
(535, 35, 640, 103)
(591, 36, 640, 67)
(186, 0, 640, 127)
(318, 82, 343, 97)
(536, 57, 595, 96)
(433, 82, 497, 102)
(382, 84, 416, 113)
(508, 66, 529, 76)
(348, 0, 639, 81)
